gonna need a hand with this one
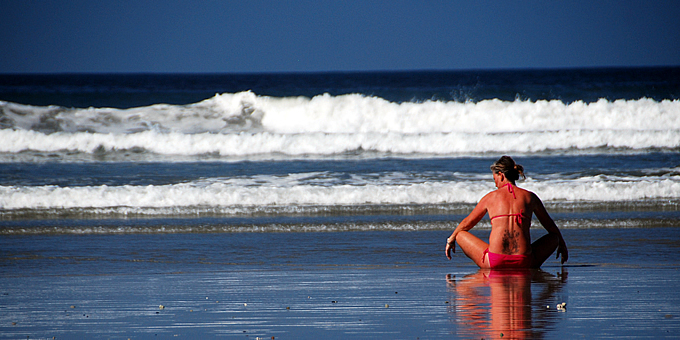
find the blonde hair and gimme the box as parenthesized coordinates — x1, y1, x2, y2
(490, 156, 525, 182)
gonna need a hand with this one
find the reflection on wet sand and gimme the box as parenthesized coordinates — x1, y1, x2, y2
(447, 268, 567, 340)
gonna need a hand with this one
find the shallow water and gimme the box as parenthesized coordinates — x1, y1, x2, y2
(1, 227, 679, 339)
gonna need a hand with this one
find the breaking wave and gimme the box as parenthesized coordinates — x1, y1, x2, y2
(1, 93, 678, 157)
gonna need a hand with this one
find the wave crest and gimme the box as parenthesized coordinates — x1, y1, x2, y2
(1, 94, 679, 156)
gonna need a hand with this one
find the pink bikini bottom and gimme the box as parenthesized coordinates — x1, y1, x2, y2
(483, 248, 533, 269)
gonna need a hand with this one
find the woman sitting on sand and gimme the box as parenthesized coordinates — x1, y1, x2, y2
(445, 156, 568, 268)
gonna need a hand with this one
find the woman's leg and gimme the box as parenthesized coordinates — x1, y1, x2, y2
(530, 233, 559, 268)
(455, 231, 491, 268)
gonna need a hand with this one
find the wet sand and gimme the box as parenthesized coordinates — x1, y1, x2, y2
(1, 228, 679, 339)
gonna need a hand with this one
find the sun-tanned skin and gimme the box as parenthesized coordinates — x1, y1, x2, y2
(445, 170, 568, 269)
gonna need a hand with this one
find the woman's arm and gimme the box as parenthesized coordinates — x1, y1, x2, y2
(446, 195, 489, 259)
(533, 194, 569, 264)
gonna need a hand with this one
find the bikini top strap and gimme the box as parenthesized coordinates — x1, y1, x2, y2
(490, 209, 525, 225)
(514, 209, 525, 225)
(503, 183, 516, 199)
(489, 183, 523, 224)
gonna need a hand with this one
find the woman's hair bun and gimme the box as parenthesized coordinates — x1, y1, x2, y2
(490, 156, 525, 181)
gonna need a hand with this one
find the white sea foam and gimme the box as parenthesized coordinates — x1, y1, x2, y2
(1, 94, 679, 156)
(1, 173, 678, 211)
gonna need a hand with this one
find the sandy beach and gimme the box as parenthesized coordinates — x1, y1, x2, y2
(2, 227, 679, 339)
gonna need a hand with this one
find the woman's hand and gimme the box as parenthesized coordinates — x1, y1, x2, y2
(445, 236, 456, 260)
(556, 237, 569, 264)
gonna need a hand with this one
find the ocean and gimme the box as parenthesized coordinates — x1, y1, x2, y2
(1, 68, 680, 339)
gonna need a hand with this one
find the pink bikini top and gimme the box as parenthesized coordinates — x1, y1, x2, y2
(490, 183, 525, 225)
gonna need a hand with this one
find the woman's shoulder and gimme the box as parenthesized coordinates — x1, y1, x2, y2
(516, 186, 545, 208)
(481, 189, 500, 200)
(515, 185, 536, 196)
(476, 190, 498, 209)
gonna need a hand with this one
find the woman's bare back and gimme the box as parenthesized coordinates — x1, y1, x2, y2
(483, 184, 534, 255)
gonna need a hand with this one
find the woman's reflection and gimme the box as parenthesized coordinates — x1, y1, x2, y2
(447, 268, 567, 339)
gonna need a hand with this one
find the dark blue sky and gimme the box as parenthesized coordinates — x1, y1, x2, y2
(2, 0, 679, 73)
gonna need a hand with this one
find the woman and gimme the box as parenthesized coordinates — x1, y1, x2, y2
(445, 156, 568, 268)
